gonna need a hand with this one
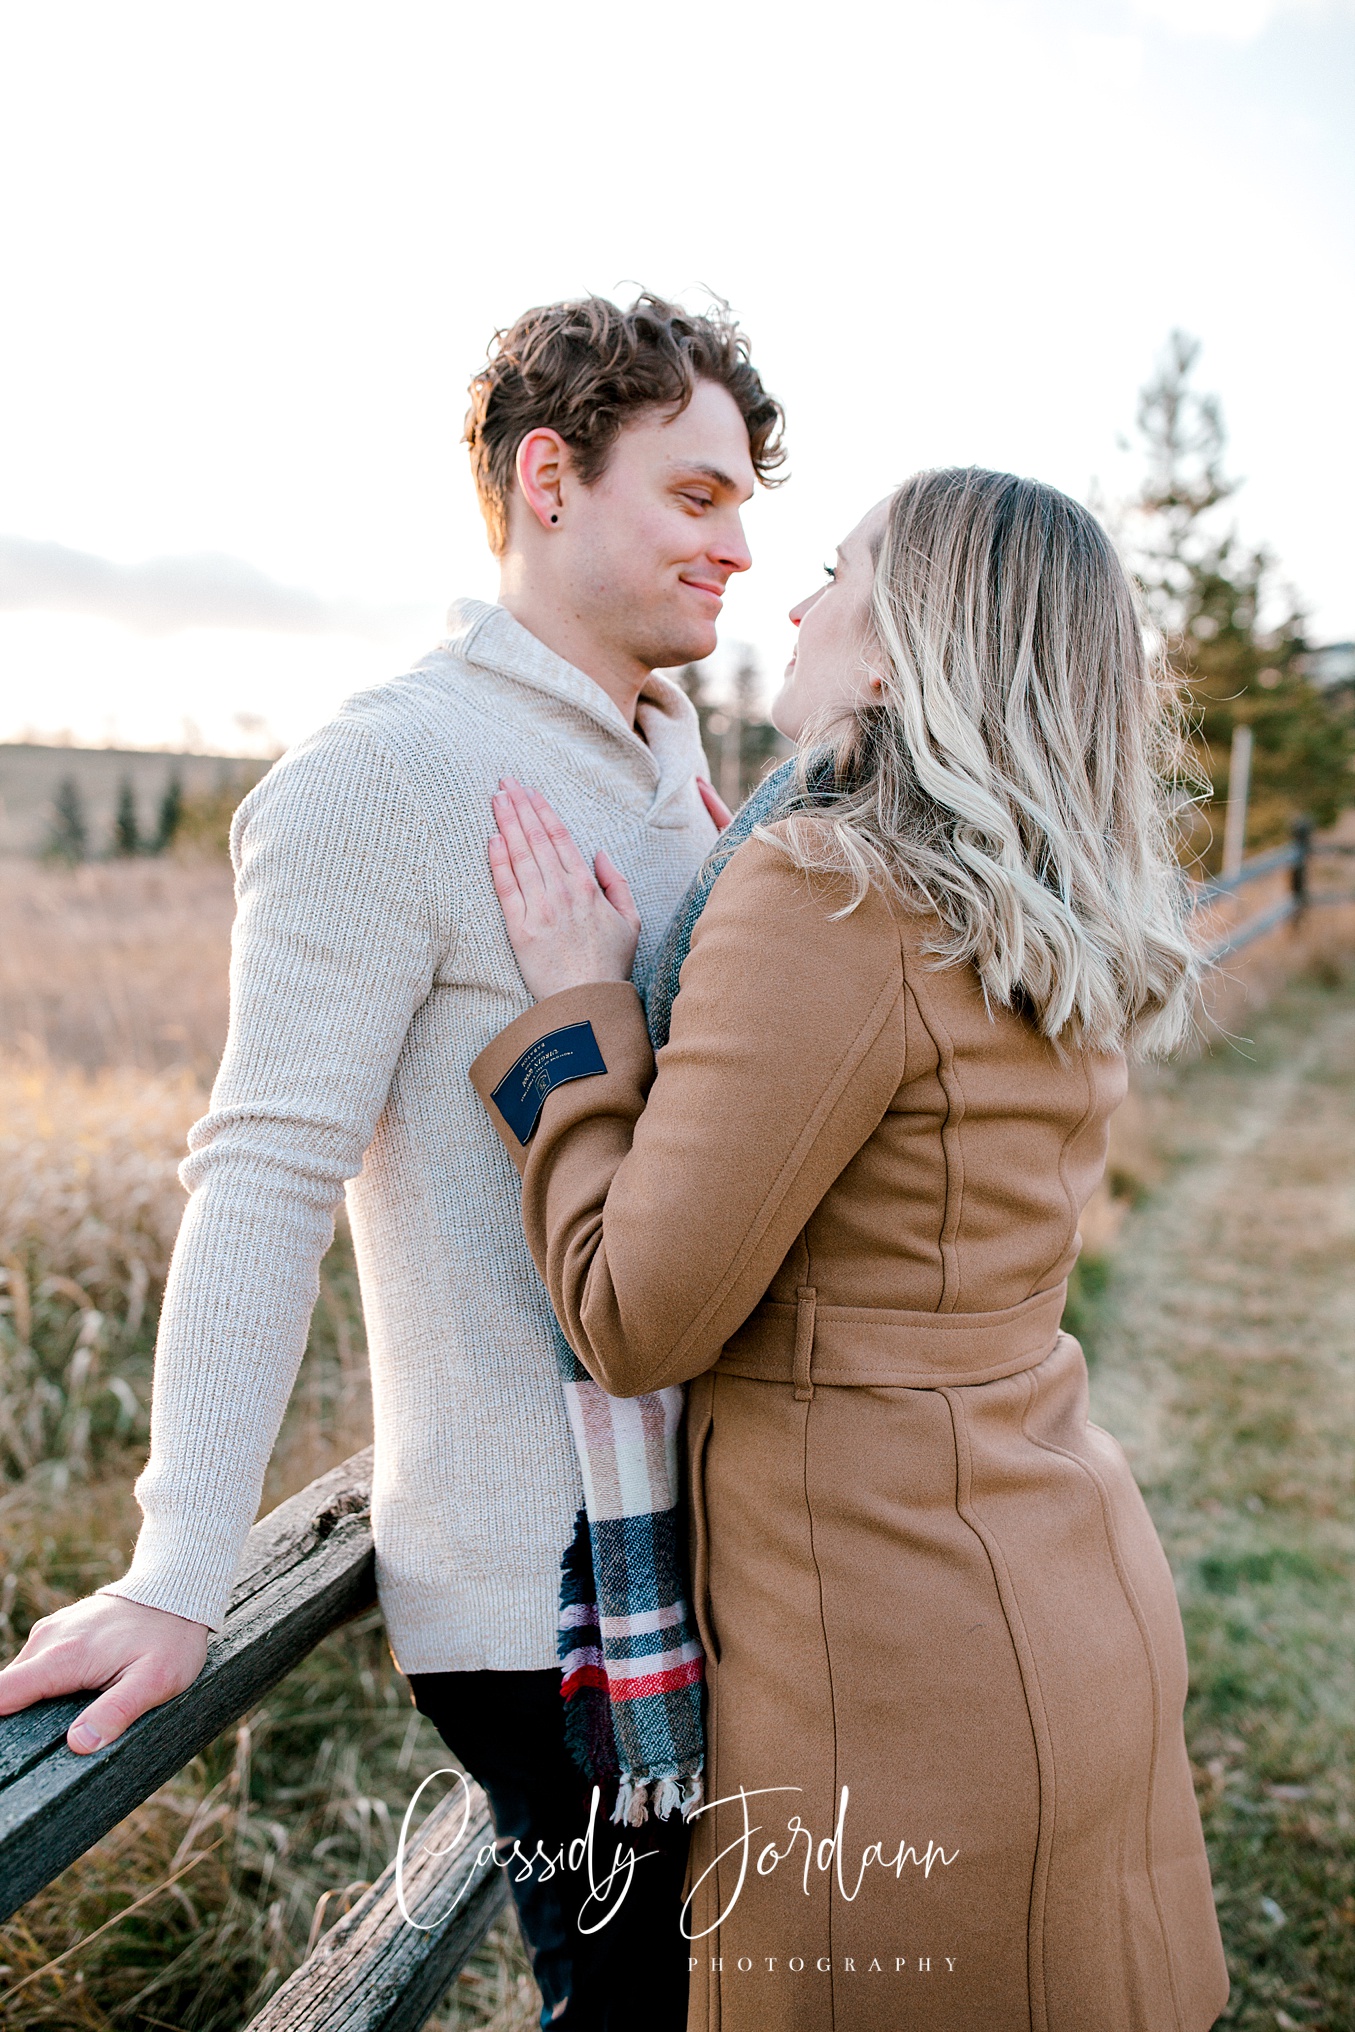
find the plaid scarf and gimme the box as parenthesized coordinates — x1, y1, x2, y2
(554, 1343, 703, 1827)
(553, 758, 804, 1827)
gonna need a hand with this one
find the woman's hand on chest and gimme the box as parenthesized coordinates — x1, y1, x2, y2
(489, 776, 641, 1001)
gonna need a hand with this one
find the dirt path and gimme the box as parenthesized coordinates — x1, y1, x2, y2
(1087, 968, 1355, 2029)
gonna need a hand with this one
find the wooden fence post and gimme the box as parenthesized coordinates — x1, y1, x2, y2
(1291, 815, 1312, 913)
(1222, 723, 1254, 881)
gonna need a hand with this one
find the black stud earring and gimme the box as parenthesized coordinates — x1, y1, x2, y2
(550, 514, 559, 524)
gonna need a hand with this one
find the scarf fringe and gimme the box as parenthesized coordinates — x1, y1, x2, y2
(610, 1765, 705, 1827)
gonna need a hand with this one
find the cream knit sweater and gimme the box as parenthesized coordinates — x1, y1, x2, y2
(98, 599, 716, 1673)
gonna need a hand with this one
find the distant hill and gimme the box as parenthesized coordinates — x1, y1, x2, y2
(0, 743, 269, 857)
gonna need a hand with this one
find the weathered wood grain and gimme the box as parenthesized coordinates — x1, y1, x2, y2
(243, 1779, 511, 2032)
(0, 1449, 377, 1922)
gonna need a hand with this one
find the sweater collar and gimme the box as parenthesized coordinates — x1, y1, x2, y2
(440, 597, 703, 821)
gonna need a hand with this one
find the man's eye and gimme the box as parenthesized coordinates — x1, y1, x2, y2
(682, 492, 713, 510)
(823, 562, 837, 582)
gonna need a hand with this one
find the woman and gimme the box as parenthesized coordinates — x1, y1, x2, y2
(470, 469, 1229, 2031)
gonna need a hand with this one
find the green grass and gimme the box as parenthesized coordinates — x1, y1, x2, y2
(1060, 1248, 1114, 1367)
(1089, 962, 1355, 2029)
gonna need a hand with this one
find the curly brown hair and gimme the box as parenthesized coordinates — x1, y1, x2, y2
(464, 291, 787, 553)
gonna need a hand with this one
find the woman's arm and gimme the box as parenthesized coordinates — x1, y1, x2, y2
(471, 807, 904, 1395)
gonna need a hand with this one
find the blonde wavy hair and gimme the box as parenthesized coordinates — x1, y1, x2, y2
(765, 468, 1200, 1057)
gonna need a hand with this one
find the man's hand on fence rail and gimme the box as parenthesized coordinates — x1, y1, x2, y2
(0, 1596, 209, 1754)
(0, 1451, 376, 1928)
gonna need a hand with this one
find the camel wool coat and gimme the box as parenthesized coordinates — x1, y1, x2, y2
(470, 824, 1229, 2032)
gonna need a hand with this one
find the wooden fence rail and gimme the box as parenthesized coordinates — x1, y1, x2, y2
(244, 1782, 508, 2032)
(1193, 822, 1355, 963)
(0, 1450, 376, 1926)
(3, 816, 1354, 2027)
(0, 1451, 513, 2029)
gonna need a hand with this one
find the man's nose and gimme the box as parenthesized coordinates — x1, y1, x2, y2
(713, 513, 753, 576)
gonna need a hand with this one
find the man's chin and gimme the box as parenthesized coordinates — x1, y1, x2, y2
(643, 624, 719, 673)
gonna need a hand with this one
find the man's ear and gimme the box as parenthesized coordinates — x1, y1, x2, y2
(515, 428, 570, 532)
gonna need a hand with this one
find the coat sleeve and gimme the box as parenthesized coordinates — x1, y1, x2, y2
(469, 830, 904, 1395)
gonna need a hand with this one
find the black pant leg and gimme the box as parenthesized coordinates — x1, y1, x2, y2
(569, 1791, 691, 2030)
(407, 1667, 690, 2031)
(409, 1667, 580, 2024)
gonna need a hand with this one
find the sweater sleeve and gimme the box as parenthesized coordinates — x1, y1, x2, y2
(469, 831, 904, 1395)
(97, 718, 451, 1630)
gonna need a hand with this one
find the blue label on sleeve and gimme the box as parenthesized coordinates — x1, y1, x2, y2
(490, 1020, 608, 1145)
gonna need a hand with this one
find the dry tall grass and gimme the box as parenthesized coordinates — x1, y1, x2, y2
(0, 853, 377, 1498)
(0, 1049, 374, 1506)
(0, 857, 236, 1080)
(0, 1054, 202, 1483)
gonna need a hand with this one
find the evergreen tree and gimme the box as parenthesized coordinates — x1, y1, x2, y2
(1127, 332, 1354, 869)
(46, 776, 88, 863)
(673, 662, 712, 709)
(153, 773, 184, 853)
(674, 660, 725, 793)
(113, 777, 142, 856)
(729, 649, 788, 797)
(674, 654, 789, 806)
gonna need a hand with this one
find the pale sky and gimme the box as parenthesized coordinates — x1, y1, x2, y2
(1, 0, 1352, 754)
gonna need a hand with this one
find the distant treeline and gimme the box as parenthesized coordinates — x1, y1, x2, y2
(674, 652, 792, 808)
(40, 763, 267, 864)
(47, 772, 182, 862)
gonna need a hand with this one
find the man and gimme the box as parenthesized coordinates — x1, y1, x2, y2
(0, 292, 785, 2027)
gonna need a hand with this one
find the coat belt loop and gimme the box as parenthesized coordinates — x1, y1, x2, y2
(793, 1286, 817, 1401)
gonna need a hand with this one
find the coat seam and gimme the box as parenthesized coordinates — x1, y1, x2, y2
(942, 1380, 1050, 2032)
(901, 966, 966, 1313)
(1017, 1355, 1189, 2032)
(800, 1375, 840, 2023)
(709, 1534, 723, 2032)
(1052, 1052, 1099, 1295)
